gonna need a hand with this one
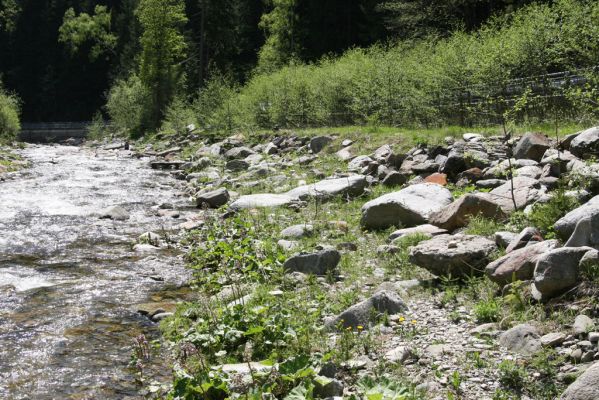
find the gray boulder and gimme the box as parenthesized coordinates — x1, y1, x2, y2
(514, 132, 552, 162)
(226, 159, 250, 171)
(361, 183, 453, 230)
(280, 224, 314, 239)
(310, 135, 333, 154)
(532, 247, 592, 300)
(485, 176, 543, 212)
(574, 315, 596, 335)
(348, 155, 373, 172)
(429, 193, 505, 231)
(196, 188, 230, 208)
(325, 290, 408, 330)
(389, 224, 448, 241)
(486, 240, 558, 285)
(283, 249, 341, 275)
(499, 324, 541, 355)
(505, 227, 543, 253)
(565, 212, 599, 247)
(555, 195, 599, 240)
(570, 126, 599, 158)
(229, 193, 295, 210)
(225, 146, 255, 159)
(408, 234, 497, 278)
(287, 175, 367, 201)
(560, 361, 599, 400)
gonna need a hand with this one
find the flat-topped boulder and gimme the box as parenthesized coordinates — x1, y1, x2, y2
(484, 176, 543, 212)
(287, 175, 367, 201)
(229, 193, 295, 210)
(361, 183, 453, 230)
(388, 224, 448, 241)
(514, 132, 552, 162)
(429, 193, 505, 231)
(409, 234, 497, 277)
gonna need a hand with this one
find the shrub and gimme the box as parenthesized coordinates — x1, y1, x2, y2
(474, 298, 501, 323)
(105, 74, 150, 138)
(0, 86, 20, 142)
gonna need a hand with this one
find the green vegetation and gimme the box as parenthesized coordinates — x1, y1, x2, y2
(0, 83, 20, 143)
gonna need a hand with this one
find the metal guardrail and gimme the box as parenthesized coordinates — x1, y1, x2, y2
(19, 122, 91, 143)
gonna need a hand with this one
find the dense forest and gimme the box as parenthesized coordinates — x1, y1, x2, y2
(0, 0, 598, 135)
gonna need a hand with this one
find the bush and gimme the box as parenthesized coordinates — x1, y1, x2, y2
(105, 74, 150, 138)
(0, 86, 20, 142)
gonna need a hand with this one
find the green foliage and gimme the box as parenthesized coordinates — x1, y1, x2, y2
(0, 84, 20, 142)
(106, 74, 150, 137)
(354, 375, 418, 400)
(513, 187, 579, 238)
(498, 360, 526, 390)
(473, 298, 501, 323)
(59, 5, 117, 61)
(464, 215, 506, 237)
(0, 0, 20, 34)
(137, 0, 188, 131)
(256, 0, 300, 74)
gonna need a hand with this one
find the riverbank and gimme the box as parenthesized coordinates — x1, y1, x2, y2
(133, 123, 599, 399)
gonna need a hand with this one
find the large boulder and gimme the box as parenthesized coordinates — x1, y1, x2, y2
(287, 175, 367, 201)
(408, 234, 497, 278)
(499, 324, 541, 355)
(225, 146, 255, 160)
(309, 135, 333, 154)
(570, 126, 599, 158)
(429, 193, 505, 231)
(565, 212, 599, 247)
(486, 240, 558, 285)
(229, 193, 295, 210)
(485, 176, 543, 212)
(560, 361, 599, 400)
(283, 249, 341, 275)
(325, 290, 408, 330)
(513, 132, 552, 162)
(555, 195, 599, 240)
(361, 183, 453, 230)
(532, 247, 592, 301)
(389, 224, 448, 241)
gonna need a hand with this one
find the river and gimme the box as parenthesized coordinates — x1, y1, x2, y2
(0, 144, 191, 399)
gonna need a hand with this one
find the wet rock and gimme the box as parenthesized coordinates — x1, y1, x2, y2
(555, 195, 599, 240)
(280, 224, 314, 239)
(325, 290, 408, 329)
(429, 193, 505, 231)
(409, 234, 497, 278)
(499, 324, 541, 355)
(514, 132, 552, 162)
(570, 126, 599, 158)
(287, 175, 367, 201)
(310, 135, 333, 154)
(152, 312, 173, 322)
(133, 243, 161, 253)
(138, 232, 161, 245)
(532, 247, 591, 300)
(505, 227, 543, 253)
(559, 361, 599, 399)
(574, 315, 596, 336)
(136, 302, 177, 318)
(389, 224, 448, 241)
(486, 240, 558, 285)
(196, 188, 230, 208)
(98, 205, 129, 221)
(283, 249, 341, 275)
(229, 193, 295, 210)
(361, 183, 453, 230)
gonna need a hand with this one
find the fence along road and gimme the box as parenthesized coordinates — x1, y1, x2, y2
(19, 122, 90, 143)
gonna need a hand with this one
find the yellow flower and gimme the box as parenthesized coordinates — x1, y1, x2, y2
(411, 319, 417, 324)
(399, 316, 405, 322)
(357, 325, 364, 331)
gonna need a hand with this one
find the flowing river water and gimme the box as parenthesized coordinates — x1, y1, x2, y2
(0, 144, 192, 399)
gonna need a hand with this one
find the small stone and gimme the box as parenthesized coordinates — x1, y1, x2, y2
(540, 332, 567, 347)
(574, 315, 596, 335)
